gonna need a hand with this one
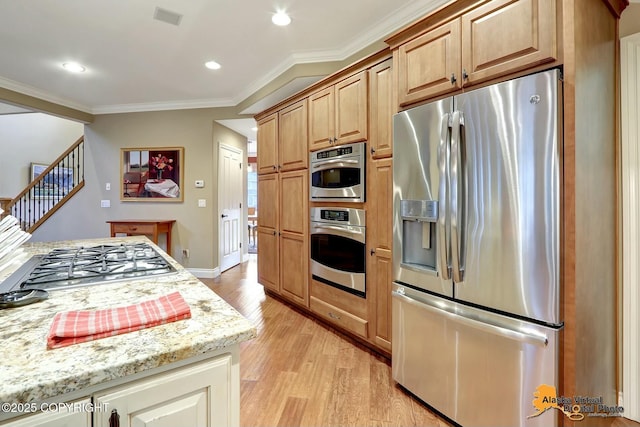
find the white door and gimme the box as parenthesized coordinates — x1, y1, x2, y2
(218, 144, 242, 272)
(621, 32, 640, 423)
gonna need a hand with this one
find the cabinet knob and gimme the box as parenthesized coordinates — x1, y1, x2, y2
(450, 73, 457, 85)
(109, 409, 120, 427)
(370, 249, 376, 256)
(462, 69, 469, 81)
(370, 147, 376, 155)
(273, 165, 277, 170)
(273, 230, 277, 236)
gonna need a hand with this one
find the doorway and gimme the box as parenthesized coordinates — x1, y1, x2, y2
(218, 143, 243, 272)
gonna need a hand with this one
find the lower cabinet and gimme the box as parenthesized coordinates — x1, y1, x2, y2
(310, 279, 369, 339)
(95, 355, 234, 427)
(1, 399, 92, 427)
(257, 170, 309, 306)
(1, 352, 238, 427)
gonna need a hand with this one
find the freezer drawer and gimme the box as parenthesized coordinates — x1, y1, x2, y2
(392, 284, 560, 427)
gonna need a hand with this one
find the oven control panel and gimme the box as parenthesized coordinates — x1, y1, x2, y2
(310, 207, 365, 227)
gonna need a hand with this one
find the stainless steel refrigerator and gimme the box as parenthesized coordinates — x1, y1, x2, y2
(392, 69, 563, 427)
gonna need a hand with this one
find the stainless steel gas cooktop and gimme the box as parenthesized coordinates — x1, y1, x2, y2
(0, 242, 176, 293)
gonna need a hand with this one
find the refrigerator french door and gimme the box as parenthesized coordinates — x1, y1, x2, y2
(392, 69, 563, 427)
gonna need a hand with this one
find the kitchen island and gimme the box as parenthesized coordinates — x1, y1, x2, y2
(0, 236, 256, 426)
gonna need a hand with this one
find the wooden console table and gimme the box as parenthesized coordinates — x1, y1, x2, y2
(107, 220, 176, 254)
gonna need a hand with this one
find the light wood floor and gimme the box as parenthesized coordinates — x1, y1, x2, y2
(202, 256, 451, 427)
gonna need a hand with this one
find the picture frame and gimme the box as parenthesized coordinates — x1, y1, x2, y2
(30, 163, 75, 199)
(120, 147, 184, 202)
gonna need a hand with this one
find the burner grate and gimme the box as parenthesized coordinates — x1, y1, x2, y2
(17, 242, 176, 290)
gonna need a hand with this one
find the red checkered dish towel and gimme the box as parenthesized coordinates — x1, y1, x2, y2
(47, 291, 191, 349)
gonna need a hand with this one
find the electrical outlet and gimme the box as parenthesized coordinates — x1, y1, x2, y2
(100, 200, 110, 208)
(182, 249, 190, 258)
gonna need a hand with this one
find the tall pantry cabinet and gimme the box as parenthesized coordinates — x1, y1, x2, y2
(256, 100, 309, 307)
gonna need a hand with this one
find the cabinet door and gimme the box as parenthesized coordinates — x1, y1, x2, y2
(367, 158, 393, 352)
(279, 99, 308, 172)
(279, 170, 307, 235)
(256, 113, 278, 174)
(280, 231, 308, 306)
(94, 355, 233, 427)
(308, 86, 335, 151)
(2, 399, 92, 427)
(461, 0, 556, 84)
(257, 173, 278, 230)
(369, 59, 394, 159)
(397, 19, 461, 106)
(258, 227, 280, 293)
(334, 71, 368, 146)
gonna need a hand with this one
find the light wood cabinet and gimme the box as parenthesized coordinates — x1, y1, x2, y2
(278, 99, 308, 172)
(369, 59, 394, 159)
(367, 158, 393, 352)
(257, 170, 309, 306)
(256, 113, 278, 174)
(308, 71, 368, 151)
(310, 279, 368, 339)
(95, 355, 234, 427)
(397, 19, 461, 106)
(257, 100, 308, 174)
(396, 0, 556, 107)
(461, 0, 556, 85)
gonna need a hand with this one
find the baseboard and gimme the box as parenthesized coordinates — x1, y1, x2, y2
(188, 267, 220, 279)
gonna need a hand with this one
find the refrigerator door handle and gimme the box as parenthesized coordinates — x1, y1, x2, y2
(392, 289, 549, 347)
(450, 110, 465, 283)
(438, 113, 451, 280)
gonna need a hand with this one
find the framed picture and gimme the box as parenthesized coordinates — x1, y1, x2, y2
(30, 163, 75, 199)
(121, 147, 184, 202)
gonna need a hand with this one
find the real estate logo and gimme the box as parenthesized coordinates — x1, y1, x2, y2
(527, 384, 624, 421)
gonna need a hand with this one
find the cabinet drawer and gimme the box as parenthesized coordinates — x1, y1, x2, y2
(112, 224, 155, 234)
(310, 296, 368, 339)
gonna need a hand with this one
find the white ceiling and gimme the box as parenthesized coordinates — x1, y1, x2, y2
(0, 0, 449, 138)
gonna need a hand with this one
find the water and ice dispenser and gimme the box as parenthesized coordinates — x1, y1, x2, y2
(400, 200, 438, 271)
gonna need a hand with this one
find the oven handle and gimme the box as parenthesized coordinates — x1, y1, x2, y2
(312, 159, 360, 171)
(311, 225, 365, 243)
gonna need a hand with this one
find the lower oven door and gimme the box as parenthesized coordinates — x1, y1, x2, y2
(310, 221, 366, 296)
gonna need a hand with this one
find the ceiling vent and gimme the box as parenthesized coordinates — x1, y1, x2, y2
(153, 7, 183, 26)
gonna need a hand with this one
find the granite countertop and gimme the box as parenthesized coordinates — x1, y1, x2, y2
(0, 236, 256, 405)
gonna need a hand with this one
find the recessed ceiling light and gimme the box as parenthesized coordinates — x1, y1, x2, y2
(272, 11, 291, 26)
(205, 60, 221, 70)
(62, 62, 86, 73)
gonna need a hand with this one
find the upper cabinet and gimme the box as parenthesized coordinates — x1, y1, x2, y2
(397, 19, 462, 106)
(309, 71, 368, 151)
(256, 112, 279, 174)
(279, 99, 308, 172)
(395, 0, 556, 107)
(461, 0, 556, 84)
(257, 100, 308, 174)
(369, 59, 394, 159)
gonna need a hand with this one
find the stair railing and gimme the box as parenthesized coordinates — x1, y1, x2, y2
(5, 136, 85, 233)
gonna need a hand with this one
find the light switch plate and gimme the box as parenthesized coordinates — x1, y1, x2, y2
(101, 200, 111, 208)
(195, 180, 204, 188)
(198, 199, 206, 207)
(105, 183, 111, 191)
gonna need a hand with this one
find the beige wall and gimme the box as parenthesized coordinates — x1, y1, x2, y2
(32, 108, 248, 273)
(0, 113, 83, 198)
(621, 4, 640, 38)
